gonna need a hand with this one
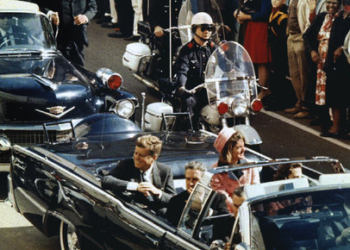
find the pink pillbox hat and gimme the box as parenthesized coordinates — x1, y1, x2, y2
(214, 127, 236, 153)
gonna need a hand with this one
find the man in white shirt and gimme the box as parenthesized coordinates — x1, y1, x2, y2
(102, 134, 176, 212)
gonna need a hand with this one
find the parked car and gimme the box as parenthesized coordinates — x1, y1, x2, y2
(6, 114, 348, 249)
(0, 1, 138, 170)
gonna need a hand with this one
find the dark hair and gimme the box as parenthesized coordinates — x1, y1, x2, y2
(219, 132, 244, 165)
(274, 163, 302, 180)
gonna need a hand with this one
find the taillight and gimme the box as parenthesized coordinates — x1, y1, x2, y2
(217, 102, 229, 115)
(108, 74, 122, 90)
(251, 99, 263, 112)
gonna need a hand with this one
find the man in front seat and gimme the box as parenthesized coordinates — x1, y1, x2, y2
(166, 161, 228, 226)
(102, 134, 176, 213)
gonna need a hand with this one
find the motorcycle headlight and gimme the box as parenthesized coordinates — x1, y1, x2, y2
(111, 99, 135, 119)
(231, 94, 248, 116)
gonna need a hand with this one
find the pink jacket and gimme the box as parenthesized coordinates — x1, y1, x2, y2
(210, 166, 260, 213)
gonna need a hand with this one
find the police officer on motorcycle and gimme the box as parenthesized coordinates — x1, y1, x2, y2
(176, 12, 216, 130)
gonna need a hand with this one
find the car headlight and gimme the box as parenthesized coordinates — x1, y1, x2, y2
(231, 93, 248, 116)
(112, 99, 135, 119)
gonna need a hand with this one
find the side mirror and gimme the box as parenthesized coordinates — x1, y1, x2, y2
(0, 135, 11, 152)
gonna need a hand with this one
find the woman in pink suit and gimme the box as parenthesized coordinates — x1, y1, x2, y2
(211, 127, 260, 213)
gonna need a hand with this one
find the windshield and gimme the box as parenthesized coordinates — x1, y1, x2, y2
(249, 188, 350, 250)
(0, 12, 56, 51)
(205, 41, 258, 106)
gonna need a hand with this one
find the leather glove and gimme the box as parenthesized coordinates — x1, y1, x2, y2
(177, 87, 190, 101)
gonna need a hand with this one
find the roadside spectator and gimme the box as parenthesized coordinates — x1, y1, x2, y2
(267, 0, 295, 110)
(234, 0, 272, 100)
(102, 135, 176, 213)
(131, 0, 143, 39)
(303, 0, 350, 137)
(211, 127, 260, 212)
(147, 0, 183, 77)
(165, 161, 228, 226)
(108, 0, 133, 39)
(218, 0, 240, 41)
(32, 0, 97, 66)
(284, 0, 311, 119)
(100, 0, 119, 29)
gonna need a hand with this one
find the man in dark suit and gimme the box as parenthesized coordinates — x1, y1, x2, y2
(165, 161, 228, 226)
(102, 134, 176, 213)
(32, 0, 97, 66)
(318, 193, 350, 250)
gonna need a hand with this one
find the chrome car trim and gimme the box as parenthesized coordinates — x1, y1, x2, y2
(35, 106, 75, 119)
(16, 186, 48, 214)
(0, 163, 10, 172)
(32, 74, 57, 90)
(0, 119, 82, 131)
(12, 145, 198, 249)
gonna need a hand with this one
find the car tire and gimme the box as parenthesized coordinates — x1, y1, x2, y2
(60, 220, 82, 250)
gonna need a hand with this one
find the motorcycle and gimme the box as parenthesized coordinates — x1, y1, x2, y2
(122, 0, 225, 101)
(123, 0, 263, 150)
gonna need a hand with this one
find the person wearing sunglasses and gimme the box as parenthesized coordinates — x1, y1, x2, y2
(175, 12, 216, 130)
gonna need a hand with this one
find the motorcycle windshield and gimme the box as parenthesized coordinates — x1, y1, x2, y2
(204, 41, 258, 108)
(177, 0, 225, 45)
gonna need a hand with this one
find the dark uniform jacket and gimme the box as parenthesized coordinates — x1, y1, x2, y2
(102, 159, 176, 210)
(147, 0, 183, 30)
(176, 39, 216, 90)
(165, 190, 229, 226)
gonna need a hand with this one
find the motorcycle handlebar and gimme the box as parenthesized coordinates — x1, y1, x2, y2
(180, 83, 206, 94)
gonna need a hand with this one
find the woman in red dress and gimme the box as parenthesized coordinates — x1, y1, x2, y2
(234, 0, 272, 99)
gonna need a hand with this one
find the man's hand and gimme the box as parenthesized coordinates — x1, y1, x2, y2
(52, 12, 59, 26)
(309, 0, 317, 13)
(311, 50, 320, 64)
(338, 227, 350, 245)
(137, 182, 161, 197)
(334, 47, 343, 63)
(154, 26, 164, 37)
(74, 14, 88, 25)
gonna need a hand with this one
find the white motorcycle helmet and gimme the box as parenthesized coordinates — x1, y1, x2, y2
(191, 12, 214, 36)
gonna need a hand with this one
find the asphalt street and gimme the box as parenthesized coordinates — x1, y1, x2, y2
(0, 17, 350, 250)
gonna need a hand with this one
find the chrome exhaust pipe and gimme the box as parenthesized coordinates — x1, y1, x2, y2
(133, 73, 160, 92)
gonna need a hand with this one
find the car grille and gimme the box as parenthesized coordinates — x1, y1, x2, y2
(0, 130, 72, 163)
(10, 130, 73, 145)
